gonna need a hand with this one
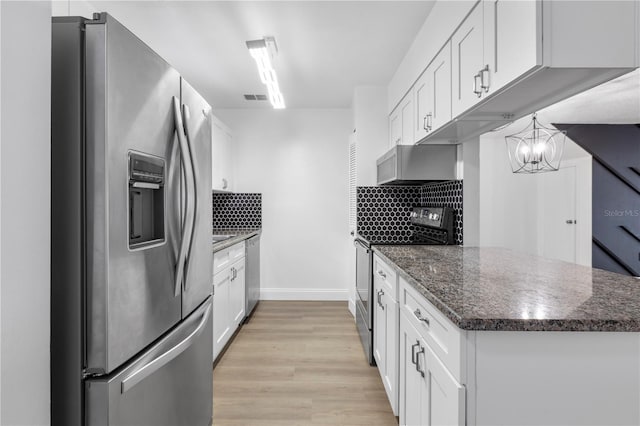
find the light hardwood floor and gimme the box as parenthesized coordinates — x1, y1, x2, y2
(213, 301, 398, 425)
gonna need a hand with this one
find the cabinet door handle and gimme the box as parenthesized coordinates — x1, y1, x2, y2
(377, 290, 385, 310)
(473, 73, 482, 97)
(411, 340, 420, 366)
(480, 65, 490, 93)
(415, 345, 426, 378)
(423, 115, 428, 131)
(222, 178, 228, 189)
(377, 270, 386, 279)
(427, 113, 433, 131)
(230, 267, 235, 281)
(413, 308, 430, 326)
(395, 137, 401, 145)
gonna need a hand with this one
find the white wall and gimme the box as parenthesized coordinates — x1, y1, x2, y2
(0, 2, 51, 425)
(352, 86, 388, 186)
(462, 140, 480, 246)
(52, 0, 97, 17)
(214, 109, 351, 301)
(478, 135, 540, 254)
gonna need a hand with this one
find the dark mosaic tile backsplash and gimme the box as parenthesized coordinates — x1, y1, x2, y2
(213, 192, 262, 231)
(357, 181, 463, 245)
(421, 181, 463, 245)
(357, 186, 422, 244)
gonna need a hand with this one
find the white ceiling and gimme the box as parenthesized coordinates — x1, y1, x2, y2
(83, 1, 435, 109)
(487, 68, 640, 137)
(539, 68, 640, 125)
(483, 69, 639, 160)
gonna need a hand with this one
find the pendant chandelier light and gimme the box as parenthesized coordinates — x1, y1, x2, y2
(505, 113, 566, 174)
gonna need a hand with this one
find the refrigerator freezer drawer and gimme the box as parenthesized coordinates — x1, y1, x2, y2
(85, 297, 213, 426)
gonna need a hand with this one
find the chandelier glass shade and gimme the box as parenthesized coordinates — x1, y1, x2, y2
(505, 113, 566, 173)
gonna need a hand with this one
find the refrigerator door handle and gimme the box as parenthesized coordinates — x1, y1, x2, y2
(181, 103, 199, 293)
(172, 96, 195, 297)
(120, 299, 211, 393)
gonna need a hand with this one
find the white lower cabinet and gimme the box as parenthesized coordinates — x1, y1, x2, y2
(400, 312, 465, 426)
(213, 267, 232, 360)
(398, 275, 466, 426)
(229, 257, 246, 327)
(373, 276, 399, 415)
(373, 255, 400, 414)
(386, 257, 640, 425)
(213, 241, 246, 362)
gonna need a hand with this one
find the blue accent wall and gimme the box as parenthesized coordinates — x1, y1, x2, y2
(555, 124, 640, 276)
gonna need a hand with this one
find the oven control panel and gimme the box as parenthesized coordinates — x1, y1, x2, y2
(410, 207, 446, 228)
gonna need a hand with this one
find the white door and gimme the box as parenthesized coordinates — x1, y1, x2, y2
(539, 166, 577, 263)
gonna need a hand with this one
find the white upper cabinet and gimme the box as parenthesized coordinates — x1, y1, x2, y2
(482, 0, 539, 96)
(451, 2, 485, 118)
(414, 41, 452, 142)
(389, 108, 401, 148)
(389, 93, 414, 147)
(413, 71, 429, 143)
(211, 115, 233, 192)
(391, 0, 639, 144)
(452, 0, 539, 116)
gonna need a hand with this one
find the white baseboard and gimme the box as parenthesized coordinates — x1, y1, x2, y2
(260, 288, 349, 301)
(348, 298, 356, 317)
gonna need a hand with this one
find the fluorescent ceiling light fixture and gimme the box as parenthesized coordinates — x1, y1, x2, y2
(246, 37, 285, 109)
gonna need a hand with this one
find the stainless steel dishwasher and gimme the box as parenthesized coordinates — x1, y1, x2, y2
(245, 234, 260, 320)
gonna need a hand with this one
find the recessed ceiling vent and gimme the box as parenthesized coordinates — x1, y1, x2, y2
(244, 94, 268, 101)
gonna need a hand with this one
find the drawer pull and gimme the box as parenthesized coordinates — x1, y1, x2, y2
(413, 308, 430, 326)
(377, 270, 386, 279)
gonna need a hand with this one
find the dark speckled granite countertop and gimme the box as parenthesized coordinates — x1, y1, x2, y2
(212, 229, 261, 253)
(373, 245, 640, 332)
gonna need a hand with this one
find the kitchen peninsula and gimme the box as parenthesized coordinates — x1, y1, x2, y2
(373, 245, 640, 426)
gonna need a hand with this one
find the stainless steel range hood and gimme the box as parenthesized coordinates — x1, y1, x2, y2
(376, 145, 457, 185)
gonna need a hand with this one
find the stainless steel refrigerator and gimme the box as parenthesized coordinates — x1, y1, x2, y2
(51, 13, 213, 425)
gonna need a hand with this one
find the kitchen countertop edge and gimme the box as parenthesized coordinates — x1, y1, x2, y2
(212, 229, 261, 253)
(372, 247, 465, 328)
(371, 246, 640, 332)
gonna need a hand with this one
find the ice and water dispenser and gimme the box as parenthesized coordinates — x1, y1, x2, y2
(128, 151, 165, 249)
